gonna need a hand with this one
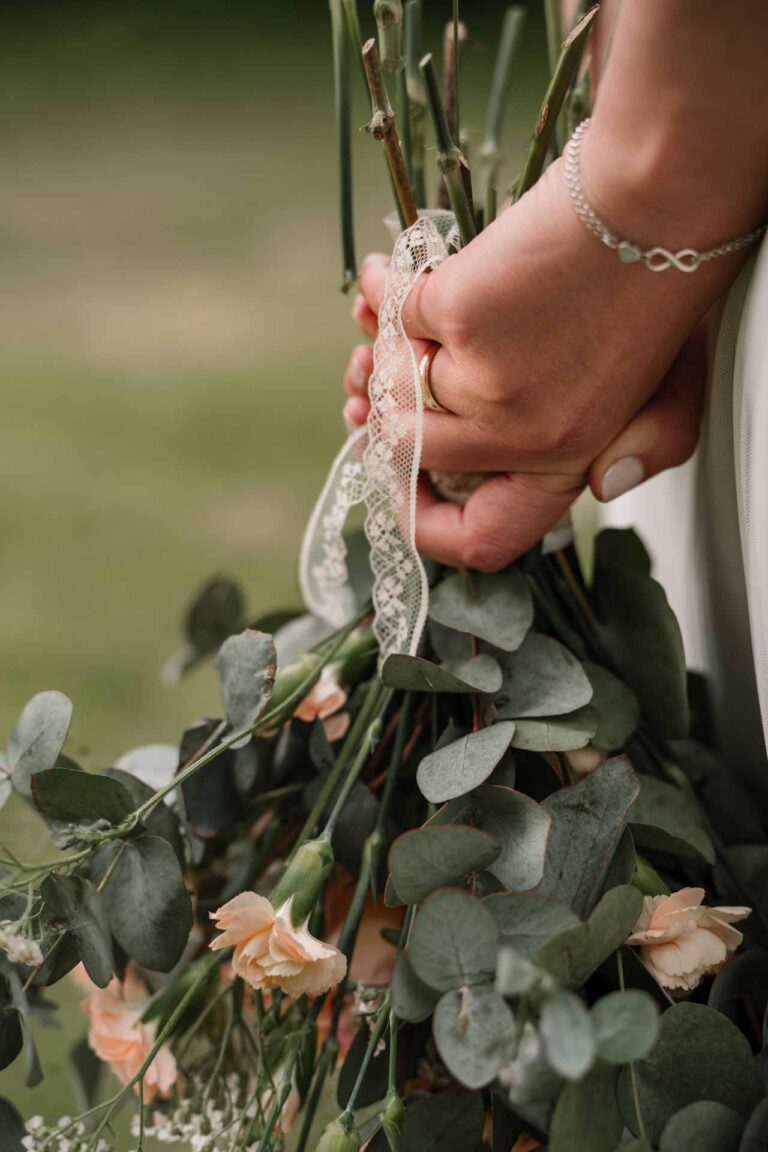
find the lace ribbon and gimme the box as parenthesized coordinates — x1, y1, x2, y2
(299, 214, 450, 665)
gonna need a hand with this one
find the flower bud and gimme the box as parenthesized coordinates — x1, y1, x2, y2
(315, 1114, 361, 1152)
(268, 652, 324, 718)
(632, 853, 671, 898)
(270, 836, 334, 925)
(380, 1092, 406, 1151)
(374, 0, 404, 71)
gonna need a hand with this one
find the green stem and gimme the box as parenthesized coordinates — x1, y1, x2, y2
(344, 993, 391, 1113)
(514, 5, 598, 202)
(293, 1041, 337, 1152)
(420, 53, 476, 246)
(404, 0, 426, 206)
(323, 684, 392, 837)
(330, 0, 356, 292)
(617, 950, 647, 1141)
(452, 0, 461, 144)
(543, 0, 562, 78)
(387, 1011, 398, 1093)
(363, 38, 418, 227)
(479, 5, 526, 217)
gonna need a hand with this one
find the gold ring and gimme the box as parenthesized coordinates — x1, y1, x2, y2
(418, 344, 450, 413)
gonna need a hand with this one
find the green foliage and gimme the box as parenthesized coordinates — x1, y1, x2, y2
(388, 825, 500, 904)
(6, 691, 73, 799)
(629, 773, 715, 864)
(494, 633, 593, 719)
(428, 569, 533, 652)
(540, 990, 594, 1080)
(659, 1101, 744, 1152)
(40, 875, 113, 988)
(0, 1097, 25, 1152)
(408, 889, 499, 992)
(485, 890, 579, 957)
(510, 706, 599, 751)
(216, 628, 277, 737)
(548, 1062, 624, 1152)
(32, 768, 134, 828)
(382, 652, 502, 694)
(590, 990, 659, 1064)
(416, 722, 515, 803)
(399, 1089, 485, 1152)
(433, 985, 514, 1088)
(536, 885, 643, 988)
(92, 835, 192, 971)
(583, 662, 640, 752)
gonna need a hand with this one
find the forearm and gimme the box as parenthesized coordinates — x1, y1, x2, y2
(583, 1, 768, 245)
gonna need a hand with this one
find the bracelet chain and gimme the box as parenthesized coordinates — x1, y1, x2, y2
(564, 119, 766, 272)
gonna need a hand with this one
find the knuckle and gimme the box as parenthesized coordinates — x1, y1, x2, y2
(461, 533, 511, 574)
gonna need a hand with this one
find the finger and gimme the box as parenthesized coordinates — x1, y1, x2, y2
(358, 254, 391, 317)
(590, 332, 706, 502)
(343, 395, 370, 430)
(352, 294, 379, 340)
(360, 253, 444, 344)
(415, 472, 583, 572)
(344, 345, 373, 397)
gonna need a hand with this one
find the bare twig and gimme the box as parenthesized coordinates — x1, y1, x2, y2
(363, 38, 419, 226)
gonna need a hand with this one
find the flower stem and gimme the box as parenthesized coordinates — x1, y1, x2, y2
(404, 0, 426, 206)
(323, 684, 393, 837)
(363, 38, 419, 227)
(617, 949, 648, 1141)
(330, 0, 356, 292)
(420, 53, 476, 246)
(513, 5, 598, 202)
(479, 5, 526, 220)
(344, 992, 391, 1113)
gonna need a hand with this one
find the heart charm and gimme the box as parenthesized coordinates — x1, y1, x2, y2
(617, 241, 641, 264)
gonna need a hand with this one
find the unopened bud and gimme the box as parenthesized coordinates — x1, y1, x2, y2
(268, 652, 323, 717)
(270, 835, 334, 925)
(374, 0, 404, 71)
(632, 854, 671, 898)
(380, 1092, 406, 1151)
(315, 1114, 361, 1152)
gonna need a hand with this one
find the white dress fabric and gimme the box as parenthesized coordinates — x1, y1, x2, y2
(602, 241, 768, 805)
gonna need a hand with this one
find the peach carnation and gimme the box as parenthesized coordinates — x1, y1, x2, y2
(293, 673, 350, 742)
(626, 887, 750, 992)
(80, 969, 177, 1102)
(209, 891, 346, 997)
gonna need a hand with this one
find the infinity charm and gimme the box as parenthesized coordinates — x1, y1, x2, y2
(643, 247, 702, 273)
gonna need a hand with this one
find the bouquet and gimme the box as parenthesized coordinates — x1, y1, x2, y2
(1, 4, 767, 1152)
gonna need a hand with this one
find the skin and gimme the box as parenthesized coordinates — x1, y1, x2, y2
(343, 1, 768, 572)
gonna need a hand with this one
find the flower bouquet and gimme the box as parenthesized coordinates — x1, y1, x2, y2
(1, 4, 767, 1152)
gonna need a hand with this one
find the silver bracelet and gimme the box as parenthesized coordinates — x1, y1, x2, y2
(564, 119, 766, 272)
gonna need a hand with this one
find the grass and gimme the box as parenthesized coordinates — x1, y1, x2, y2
(0, 0, 544, 1124)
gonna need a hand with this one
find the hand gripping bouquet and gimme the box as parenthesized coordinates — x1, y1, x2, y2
(1, 5, 767, 1152)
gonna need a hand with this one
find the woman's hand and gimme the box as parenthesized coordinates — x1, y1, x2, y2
(343, 157, 723, 570)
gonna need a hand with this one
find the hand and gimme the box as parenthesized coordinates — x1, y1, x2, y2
(343, 154, 734, 571)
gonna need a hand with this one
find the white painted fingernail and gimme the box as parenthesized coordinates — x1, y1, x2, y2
(600, 456, 645, 502)
(349, 357, 368, 389)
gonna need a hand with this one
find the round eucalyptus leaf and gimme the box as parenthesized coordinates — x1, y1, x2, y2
(659, 1101, 744, 1152)
(216, 629, 277, 737)
(114, 743, 177, 796)
(0, 1006, 22, 1072)
(540, 989, 595, 1081)
(472, 785, 551, 892)
(535, 885, 643, 989)
(8, 690, 73, 798)
(409, 889, 499, 992)
(185, 575, 244, 654)
(630, 774, 715, 864)
(495, 633, 593, 719)
(391, 951, 439, 1023)
(388, 825, 500, 905)
(40, 874, 113, 988)
(617, 1002, 763, 1144)
(591, 990, 660, 1064)
(417, 722, 515, 803)
(740, 1096, 768, 1151)
(0, 1096, 26, 1151)
(31, 768, 135, 827)
(548, 1062, 624, 1152)
(433, 985, 514, 1089)
(583, 662, 640, 752)
(92, 834, 192, 972)
(428, 569, 534, 652)
(382, 653, 502, 695)
(511, 707, 599, 751)
(501, 1021, 563, 1134)
(400, 1089, 485, 1152)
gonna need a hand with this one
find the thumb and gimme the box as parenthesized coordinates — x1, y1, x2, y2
(589, 331, 707, 503)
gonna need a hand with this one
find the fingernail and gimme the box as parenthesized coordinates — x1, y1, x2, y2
(343, 400, 357, 437)
(351, 295, 365, 320)
(349, 356, 368, 390)
(600, 456, 645, 502)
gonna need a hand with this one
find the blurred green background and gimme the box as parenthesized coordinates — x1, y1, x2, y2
(0, 0, 545, 1120)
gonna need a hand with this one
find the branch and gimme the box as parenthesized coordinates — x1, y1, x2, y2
(363, 38, 419, 227)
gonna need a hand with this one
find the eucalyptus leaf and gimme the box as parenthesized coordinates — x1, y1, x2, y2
(594, 546, 688, 740)
(502, 1021, 563, 1134)
(540, 990, 595, 1080)
(104, 769, 184, 864)
(408, 889, 500, 992)
(433, 985, 514, 1089)
(616, 1002, 763, 1143)
(0, 1096, 26, 1151)
(428, 569, 534, 652)
(40, 875, 113, 988)
(216, 629, 277, 738)
(629, 774, 714, 864)
(511, 707, 599, 751)
(537, 756, 640, 916)
(8, 690, 73, 798)
(495, 947, 553, 998)
(400, 1089, 485, 1152)
(31, 768, 134, 827)
(0, 1001, 22, 1072)
(92, 835, 192, 972)
(114, 743, 177, 795)
(536, 885, 643, 989)
(548, 1061, 624, 1152)
(741, 1097, 768, 1151)
(390, 950, 440, 1023)
(708, 948, 768, 1016)
(494, 633, 593, 719)
(382, 653, 502, 695)
(659, 1101, 744, 1152)
(186, 575, 244, 654)
(470, 786, 551, 892)
(594, 527, 651, 578)
(388, 825, 500, 905)
(485, 891, 580, 958)
(591, 990, 659, 1064)
(416, 722, 515, 803)
(337, 1020, 389, 1109)
(583, 663, 640, 752)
